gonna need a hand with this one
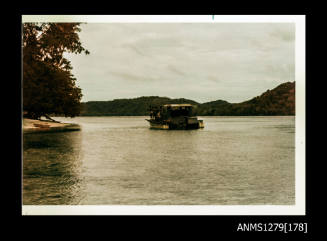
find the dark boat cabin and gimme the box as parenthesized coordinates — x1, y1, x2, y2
(164, 104, 195, 117)
(147, 104, 204, 129)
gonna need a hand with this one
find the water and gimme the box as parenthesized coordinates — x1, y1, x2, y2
(23, 116, 295, 205)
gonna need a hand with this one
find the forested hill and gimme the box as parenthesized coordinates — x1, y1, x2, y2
(197, 81, 295, 116)
(80, 96, 198, 116)
(80, 82, 295, 116)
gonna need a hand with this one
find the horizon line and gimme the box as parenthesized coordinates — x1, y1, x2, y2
(81, 81, 295, 104)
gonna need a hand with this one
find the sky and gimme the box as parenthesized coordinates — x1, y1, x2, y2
(64, 23, 295, 103)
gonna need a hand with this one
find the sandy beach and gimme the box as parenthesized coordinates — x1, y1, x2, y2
(23, 118, 80, 133)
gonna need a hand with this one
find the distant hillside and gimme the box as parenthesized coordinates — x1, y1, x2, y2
(197, 81, 295, 116)
(80, 96, 198, 116)
(234, 81, 295, 115)
(196, 100, 232, 115)
(80, 82, 295, 116)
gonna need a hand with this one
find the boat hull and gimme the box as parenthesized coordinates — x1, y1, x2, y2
(149, 122, 170, 129)
(146, 119, 204, 130)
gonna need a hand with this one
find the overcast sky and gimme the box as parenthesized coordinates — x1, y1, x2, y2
(64, 23, 295, 103)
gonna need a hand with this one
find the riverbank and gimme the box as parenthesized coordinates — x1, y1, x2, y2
(23, 118, 81, 134)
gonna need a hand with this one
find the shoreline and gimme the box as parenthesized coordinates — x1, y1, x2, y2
(23, 118, 81, 134)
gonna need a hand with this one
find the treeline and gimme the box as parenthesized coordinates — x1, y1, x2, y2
(80, 81, 295, 116)
(197, 81, 295, 116)
(80, 97, 198, 116)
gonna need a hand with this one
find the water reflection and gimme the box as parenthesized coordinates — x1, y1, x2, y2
(142, 130, 207, 204)
(23, 117, 295, 205)
(23, 131, 84, 204)
(132, 130, 203, 204)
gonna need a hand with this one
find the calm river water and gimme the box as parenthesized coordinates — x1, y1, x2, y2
(23, 116, 295, 205)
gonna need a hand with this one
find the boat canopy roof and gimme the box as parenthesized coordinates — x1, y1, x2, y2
(163, 104, 193, 107)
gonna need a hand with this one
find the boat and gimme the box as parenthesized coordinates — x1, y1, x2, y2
(146, 104, 204, 130)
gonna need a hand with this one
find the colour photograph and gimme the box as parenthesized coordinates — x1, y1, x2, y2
(22, 15, 305, 215)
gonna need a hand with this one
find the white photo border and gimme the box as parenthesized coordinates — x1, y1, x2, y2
(21, 15, 306, 215)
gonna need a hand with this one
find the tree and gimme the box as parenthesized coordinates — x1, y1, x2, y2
(23, 23, 89, 119)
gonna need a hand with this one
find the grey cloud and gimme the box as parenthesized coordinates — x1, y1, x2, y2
(167, 65, 186, 76)
(127, 45, 148, 57)
(66, 23, 295, 103)
(109, 70, 159, 82)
